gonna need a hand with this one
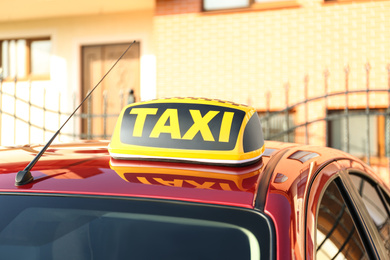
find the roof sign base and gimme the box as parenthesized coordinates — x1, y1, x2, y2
(109, 98, 265, 166)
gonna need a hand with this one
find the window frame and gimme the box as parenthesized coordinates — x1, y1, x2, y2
(323, 0, 379, 4)
(349, 171, 390, 217)
(202, 0, 299, 13)
(327, 109, 387, 163)
(258, 109, 296, 143)
(305, 161, 386, 259)
(315, 177, 367, 259)
(0, 37, 51, 81)
(0, 193, 275, 260)
(349, 170, 390, 255)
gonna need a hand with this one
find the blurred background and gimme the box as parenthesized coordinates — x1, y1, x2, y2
(0, 0, 389, 180)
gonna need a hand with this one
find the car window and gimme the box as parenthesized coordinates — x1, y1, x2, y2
(0, 195, 272, 260)
(350, 174, 390, 256)
(316, 180, 368, 260)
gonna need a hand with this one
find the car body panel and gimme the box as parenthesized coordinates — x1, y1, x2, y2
(0, 141, 260, 208)
(1, 140, 389, 259)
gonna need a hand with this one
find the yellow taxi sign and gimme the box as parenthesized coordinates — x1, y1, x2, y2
(108, 98, 265, 165)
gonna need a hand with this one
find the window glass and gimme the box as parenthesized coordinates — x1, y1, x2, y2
(1, 40, 9, 78)
(0, 38, 50, 79)
(16, 39, 26, 78)
(258, 111, 295, 142)
(255, 0, 288, 2)
(203, 0, 250, 11)
(386, 116, 390, 158)
(350, 174, 390, 256)
(30, 40, 51, 76)
(1, 208, 256, 259)
(8, 40, 16, 78)
(328, 110, 379, 157)
(1, 39, 26, 78)
(0, 195, 271, 260)
(316, 180, 367, 259)
(203, 0, 297, 11)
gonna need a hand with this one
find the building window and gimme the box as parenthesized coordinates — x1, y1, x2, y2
(258, 111, 295, 143)
(0, 38, 51, 80)
(203, 0, 298, 11)
(254, 0, 289, 2)
(203, 0, 250, 11)
(327, 109, 386, 159)
(323, 0, 374, 3)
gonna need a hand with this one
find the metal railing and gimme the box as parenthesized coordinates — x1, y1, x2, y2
(79, 89, 130, 140)
(1, 64, 389, 171)
(259, 63, 390, 170)
(0, 78, 68, 144)
(0, 78, 134, 144)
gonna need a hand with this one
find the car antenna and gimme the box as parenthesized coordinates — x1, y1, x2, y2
(15, 40, 136, 186)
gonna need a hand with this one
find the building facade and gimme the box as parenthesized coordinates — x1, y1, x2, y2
(0, 1, 155, 144)
(1, 0, 389, 180)
(154, 0, 390, 181)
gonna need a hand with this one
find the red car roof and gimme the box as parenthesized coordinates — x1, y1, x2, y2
(0, 140, 380, 210)
(0, 141, 264, 208)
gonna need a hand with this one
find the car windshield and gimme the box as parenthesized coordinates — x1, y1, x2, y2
(0, 195, 273, 260)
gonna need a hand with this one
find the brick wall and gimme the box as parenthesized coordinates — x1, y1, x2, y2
(156, 0, 201, 15)
(153, 0, 390, 180)
(154, 0, 389, 105)
(153, 0, 390, 142)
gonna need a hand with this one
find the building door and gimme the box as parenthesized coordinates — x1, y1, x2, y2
(81, 42, 140, 139)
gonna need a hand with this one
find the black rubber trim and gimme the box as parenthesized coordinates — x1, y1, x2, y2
(0, 191, 277, 260)
(335, 177, 381, 260)
(302, 160, 383, 260)
(254, 148, 291, 211)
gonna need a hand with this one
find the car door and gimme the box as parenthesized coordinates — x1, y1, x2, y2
(348, 170, 390, 257)
(305, 160, 387, 259)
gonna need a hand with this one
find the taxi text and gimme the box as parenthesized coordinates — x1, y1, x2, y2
(129, 108, 235, 142)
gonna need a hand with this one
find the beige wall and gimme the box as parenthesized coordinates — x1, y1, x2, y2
(154, 0, 390, 181)
(0, 10, 155, 145)
(1, 10, 155, 98)
(154, 0, 390, 108)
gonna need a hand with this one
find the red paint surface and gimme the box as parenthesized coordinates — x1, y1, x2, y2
(0, 142, 258, 208)
(2, 140, 383, 260)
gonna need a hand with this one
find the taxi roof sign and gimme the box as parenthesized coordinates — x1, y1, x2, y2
(109, 98, 265, 165)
